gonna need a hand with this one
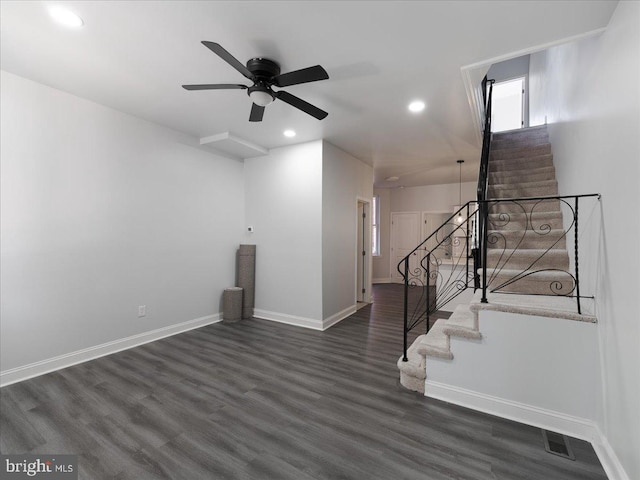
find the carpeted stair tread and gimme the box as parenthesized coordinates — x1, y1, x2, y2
(491, 135, 550, 150)
(487, 228, 567, 249)
(489, 179, 558, 191)
(489, 166, 556, 184)
(487, 248, 570, 270)
(491, 144, 551, 160)
(416, 320, 453, 360)
(469, 291, 596, 323)
(489, 154, 554, 171)
(397, 335, 427, 393)
(492, 125, 548, 137)
(488, 183, 559, 199)
(488, 198, 561, 214)
(487, 211, 564, 231)
(442, 305, 481, 339)
(486, 269, 575, 296)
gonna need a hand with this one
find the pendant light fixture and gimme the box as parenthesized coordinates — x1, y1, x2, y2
(456, 159, 464, 223)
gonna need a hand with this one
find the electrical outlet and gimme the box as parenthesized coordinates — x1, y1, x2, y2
(138, 305, 146, 317)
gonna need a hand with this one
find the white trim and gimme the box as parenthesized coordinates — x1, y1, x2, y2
(425, 381, 630, 479)
(356, 196, 373, 304)
(592, 425, 632, 480)
(460, 27, 607, 147)
(253, 309, 323, 330)
(0, 314, 221, 387)
(372, 277, 391, 284)
(323, 305, 357, 330)
(425, 380, 598, 442)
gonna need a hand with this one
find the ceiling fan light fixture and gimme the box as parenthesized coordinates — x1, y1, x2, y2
(49, 6, 84, 28)
(249, 90, 274, 107)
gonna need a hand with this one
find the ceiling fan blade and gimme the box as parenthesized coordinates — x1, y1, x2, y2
(249, 103, 265, 122)
(201, 41, 253, 80)
(182, 84, 248, 90)
(272, 65, 329, 87)
(275, 91, 328, 120)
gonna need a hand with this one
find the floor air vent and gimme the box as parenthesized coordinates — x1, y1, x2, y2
(542, 430, 575, 460)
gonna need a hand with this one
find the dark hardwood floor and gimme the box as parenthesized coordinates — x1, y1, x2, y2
(1, 284, 607, 479)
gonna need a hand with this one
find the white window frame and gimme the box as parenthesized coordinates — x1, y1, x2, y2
(372, 195, 380, 256)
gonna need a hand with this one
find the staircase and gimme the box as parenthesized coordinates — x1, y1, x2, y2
(485, 126, 575, 297)
(398, 125, 597, 394)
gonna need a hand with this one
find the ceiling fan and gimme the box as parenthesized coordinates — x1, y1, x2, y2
(183, 41, 329, 122)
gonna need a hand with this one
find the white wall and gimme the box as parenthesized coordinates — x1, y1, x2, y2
(0, 71, 244, 375)
(322, 141, 373, 321)
(372, 188, 391, 282)
(389, 181, 476, 213)
(427, 311, 601, 437)
(528, 3, 640, 478)
(243, 141, 324, 326)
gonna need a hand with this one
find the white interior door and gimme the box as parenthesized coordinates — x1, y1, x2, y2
(357, 202, 365, 302)
(390, 212, 420, 283)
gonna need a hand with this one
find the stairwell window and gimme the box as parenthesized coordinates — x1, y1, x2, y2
(491, 77, 525, 132)
(372, 195, 380, 256)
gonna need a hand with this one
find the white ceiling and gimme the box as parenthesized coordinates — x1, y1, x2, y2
(0, 1, 617, 187)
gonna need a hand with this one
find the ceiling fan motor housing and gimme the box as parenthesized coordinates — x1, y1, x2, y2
(246, 58, 281, 79)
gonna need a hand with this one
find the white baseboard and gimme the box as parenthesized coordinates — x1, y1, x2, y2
(253, 309, 323, 330)
(425, 380, 632, 479)
(372, 277, 391, 284)
(323, 305, 357, 330)
(0, 313, 221, 388)
(592, 425, 631, 480)
(425, 380, 598, 442)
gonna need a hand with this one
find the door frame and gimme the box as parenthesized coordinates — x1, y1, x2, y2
(355, 197, 372, 304)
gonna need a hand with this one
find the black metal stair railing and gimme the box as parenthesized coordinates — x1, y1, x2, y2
(398, 203, 478, 361)
(479, 194, 601, 314)
(398, 193, 600, 362)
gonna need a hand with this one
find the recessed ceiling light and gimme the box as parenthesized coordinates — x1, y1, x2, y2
(408, 100, 426, 113)
(386, 176, 400, 181)
(283, 129, 296, 138)
(49, 6, 84, 28)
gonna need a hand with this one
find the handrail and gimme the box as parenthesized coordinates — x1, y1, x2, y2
(476, 77, 494, 297)
(398, 193, 600, 362)
(477, 77, 494, 204)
